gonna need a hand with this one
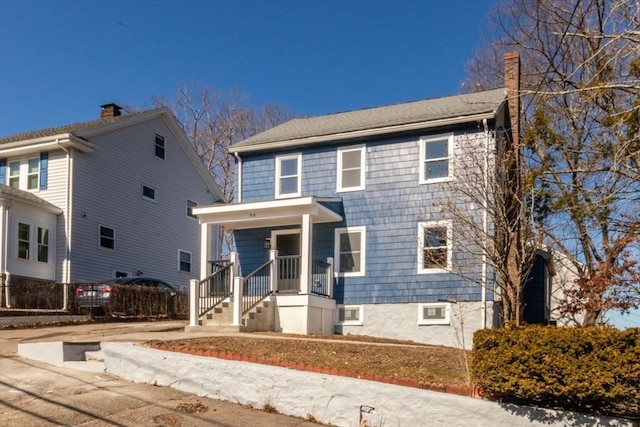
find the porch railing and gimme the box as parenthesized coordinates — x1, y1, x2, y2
(198, 260, 233, 317)
(311, 258, 331, 297)
(242, 259, 273, 315)
(277, 255, 301, 293)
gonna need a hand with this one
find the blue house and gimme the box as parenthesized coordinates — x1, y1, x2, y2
(189, 55, 522, 347)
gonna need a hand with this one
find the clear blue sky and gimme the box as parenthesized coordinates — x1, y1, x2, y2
(0, 0, 637, 329)
(0, 0, 495, 136)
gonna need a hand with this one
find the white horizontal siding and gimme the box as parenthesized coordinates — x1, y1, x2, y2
(68, 117, 218, 288)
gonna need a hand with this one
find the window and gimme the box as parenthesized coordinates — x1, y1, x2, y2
(335, 305, 364, 326)
(142, 185, 156, 201)
(334, 226, 366, 276)
(3, 153, 47, 190)
(18, 223, 30, 259)
(418, 221, 452, 273)
(99, 226, 115, 250)
(337, 146, 365, 192)
(418, 303, 451, 325)
(275, 154, 301, 198)
(37, 227, 48, 262)
(178, 250, 192, 272)
(155, 134, 165, 159)
(186, 199, 197, 219)
(9, 161, 20, 189)
(27, 158, 39, 189)
(419, 133, 453, 183)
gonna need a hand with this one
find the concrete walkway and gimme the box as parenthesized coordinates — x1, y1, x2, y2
(0, 321, 322, 426)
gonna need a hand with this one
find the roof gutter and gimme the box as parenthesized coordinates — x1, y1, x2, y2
(0, 134, 94, 156)
(233, 111, 497, 154)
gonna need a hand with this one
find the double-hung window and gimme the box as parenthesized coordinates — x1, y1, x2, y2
(99, 225, 115, 250)
(275, 154, 301, 198)
(18, 223, 30, 259)
(418, 221, 452, 273)
(419, 133, 453, 183)
(334, 226, 366, 276)
(27, 158, 39, 189)
(37, 227, 49, 262)
(337, 146, 365, 192)
(9, 161, 20, 189)
(178, 250, 192, 272)
(155, 134, 165, 159)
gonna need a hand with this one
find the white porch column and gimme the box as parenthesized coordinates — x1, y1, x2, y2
(189, 278, 199, 327)
(232, 276, 242, 326)
(200, 222, 211, 279)
(326, 257, 334, 298)
(300, 213, 313, 294)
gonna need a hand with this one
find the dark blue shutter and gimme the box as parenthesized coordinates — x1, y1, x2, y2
(39, 152, 48, 190)
(0, 159, 6, 184)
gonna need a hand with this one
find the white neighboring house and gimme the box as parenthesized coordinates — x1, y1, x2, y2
(0, 104, 225, 307)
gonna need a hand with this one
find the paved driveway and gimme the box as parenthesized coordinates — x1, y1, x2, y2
(0, 321, 323, 426)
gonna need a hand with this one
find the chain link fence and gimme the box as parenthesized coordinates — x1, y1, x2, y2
(0, 279, 189, 329)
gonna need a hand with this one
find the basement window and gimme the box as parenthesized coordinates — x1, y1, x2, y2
(417, 303, 450, 325)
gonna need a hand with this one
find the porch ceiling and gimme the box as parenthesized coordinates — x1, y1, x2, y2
(192, 196, 342, 230)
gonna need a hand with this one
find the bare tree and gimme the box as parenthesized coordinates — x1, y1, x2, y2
(463, 0, 640, 325)
(154, 84, 295, 255)
(439, 129, 539, 325)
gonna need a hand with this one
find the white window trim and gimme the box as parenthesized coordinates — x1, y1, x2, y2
(334, 226, 366, 277)
(178, 249, 192, 273)
(418, 302, 451, 325)
(335, 304, 364, 326)
(418, 133, 454, 184)
(337, 145, 366, 192)
(99, 225, 116, 250)
(417, 220, 452, 274)
(275, 153, 302, 198)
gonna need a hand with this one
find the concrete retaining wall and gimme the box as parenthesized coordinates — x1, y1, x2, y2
(103, 342, 632, 427)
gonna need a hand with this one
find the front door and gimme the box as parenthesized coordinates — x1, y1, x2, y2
(273, 230, 301, 293)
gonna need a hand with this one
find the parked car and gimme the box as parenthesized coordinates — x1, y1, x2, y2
(74, 277, 180, 311)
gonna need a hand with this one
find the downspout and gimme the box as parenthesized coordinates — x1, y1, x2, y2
(58, 140, 72, 309)
(0, 201, 11, 307)
(233, 152, 242, 203)
(481, 119, 489, 329)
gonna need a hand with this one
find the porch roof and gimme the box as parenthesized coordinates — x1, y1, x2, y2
(192, 196, 343, 229)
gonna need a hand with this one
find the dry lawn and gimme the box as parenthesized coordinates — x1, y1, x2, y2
(146, 333, 472, 388)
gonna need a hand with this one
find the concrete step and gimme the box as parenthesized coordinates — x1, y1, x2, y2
(85, 349, 105, 361)
(18, 341, 106, 373)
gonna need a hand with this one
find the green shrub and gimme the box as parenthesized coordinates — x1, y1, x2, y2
(472, 325, 639, 417)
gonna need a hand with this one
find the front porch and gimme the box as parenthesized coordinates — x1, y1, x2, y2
(188, 197, 343, 335)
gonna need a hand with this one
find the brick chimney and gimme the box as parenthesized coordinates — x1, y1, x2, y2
(100, 103, 122, 119)
(504, 52, 521, 150)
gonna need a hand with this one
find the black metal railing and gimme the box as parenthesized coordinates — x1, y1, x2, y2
(311, 259, 331, 297)
(277, 255, 300, 293)
(242, 260, 272, 315)
(199, 261, 233, 317)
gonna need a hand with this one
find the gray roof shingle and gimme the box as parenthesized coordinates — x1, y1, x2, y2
(234, 88, 506, 150)
(0, 184, 62, 213)
(0, 109, 152, 145)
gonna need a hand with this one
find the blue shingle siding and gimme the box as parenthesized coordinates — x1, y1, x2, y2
(236, 128, 495, 305)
